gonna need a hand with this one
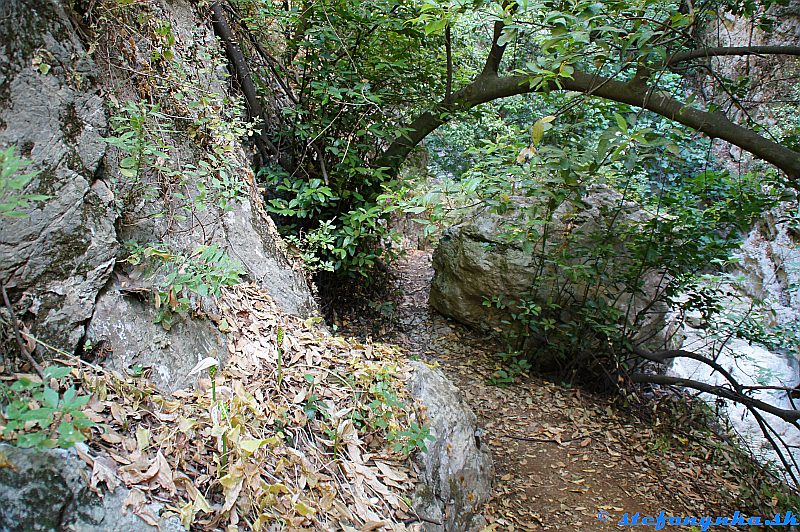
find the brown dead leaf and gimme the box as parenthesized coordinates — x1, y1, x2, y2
(119, 454, 159, 485)
(90, 454, 121, 493)
(153, 451, 176, 495)
(374, 461, 408, 483)
(360, 521, 387, 531)
(122, 488, 159, 526)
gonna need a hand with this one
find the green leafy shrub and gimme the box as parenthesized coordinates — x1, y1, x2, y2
(1, 366, 94, 449)
(125, 242, 246, 329)
(0, 146, 48, 218)
(262, 167, 401, 279)
(106, 99, 250, 217)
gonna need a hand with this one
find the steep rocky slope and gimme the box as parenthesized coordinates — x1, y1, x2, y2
(0, 0, 315, 388)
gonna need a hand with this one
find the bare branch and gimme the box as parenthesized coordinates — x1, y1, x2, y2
(482, 20, 508, 76)
(630, 373, 800, 424)
(633, 346, 742, 393)
(748, 408, 800, 485)
(445, 24, 453, 103)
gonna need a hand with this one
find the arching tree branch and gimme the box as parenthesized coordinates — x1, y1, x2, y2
(379, 66, 800, 179)
(665, 45, 800, 66)
(630, 373, 800, 424)
(632, 346, 742, 393)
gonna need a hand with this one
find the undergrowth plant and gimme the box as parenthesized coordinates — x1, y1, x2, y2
(642, 392, 800, 517)
(0, 366, 94, 449)
(347, 360, 435, 456)
(105, 96, 250, 219)
(0, 146, 48, 218)
(124, 242, 245, 329)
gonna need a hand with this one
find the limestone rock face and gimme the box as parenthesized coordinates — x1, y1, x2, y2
(407, 361, 493, 531)
(701, 2, 800, 169)
(430, 186, 675, 354)
(84, 0, 316, 381)
(221, 196, 315, 318)
(0, 444, 183, 531)
(736, 212, 800, 325)
(88, 288, 228, 391)
(0, 0, 315, 389)
(696, 0, 800, 347)
(0, 0, 118, 352)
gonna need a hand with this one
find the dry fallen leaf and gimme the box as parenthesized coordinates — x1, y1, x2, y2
(90, 454, 121, 493)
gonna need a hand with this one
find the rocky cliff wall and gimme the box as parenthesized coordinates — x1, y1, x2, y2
(0, 0, 315, 389)
(696, 1, 800, 332)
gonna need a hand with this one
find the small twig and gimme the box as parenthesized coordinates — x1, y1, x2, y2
(502, 433, 589, 444)
(0, 279, 43, 378)
(403, 514, 444, 526)
(311, 143, 329, 185)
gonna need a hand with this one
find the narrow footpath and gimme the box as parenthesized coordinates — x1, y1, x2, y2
(353, 250, 774, 531)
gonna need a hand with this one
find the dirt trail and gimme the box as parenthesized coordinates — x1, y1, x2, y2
(368, 250, 755, 531)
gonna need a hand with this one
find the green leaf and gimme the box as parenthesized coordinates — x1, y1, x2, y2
(424, 19, 447, 35)
(497, 27, 517, 47)
(42, 387, 59, 409)
(531, 120, 545, 145)
(10, 378, 40, 392)
(63, 390, 91, 411)
(19, 407, 54, 425)
(45, 366, 72, 380)
(613, 113, 628, 133)
(57, 421, 86, 447)
(16, 432, 49, 448)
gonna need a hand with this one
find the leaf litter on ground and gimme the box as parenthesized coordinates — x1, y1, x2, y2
(2, 283, 431, 531)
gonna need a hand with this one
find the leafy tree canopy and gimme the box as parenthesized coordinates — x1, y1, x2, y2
(224, 0, 799, 277)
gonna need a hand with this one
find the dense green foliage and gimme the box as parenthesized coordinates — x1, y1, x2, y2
(236, 0, 445, 276)
(79, 0, 799, 394)
(235, 0, 797, 281)
(408, 90, 785, 382)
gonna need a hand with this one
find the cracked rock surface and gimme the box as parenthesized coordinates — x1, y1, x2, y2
(0, 444, 182, 531)
(407, 361, 494, 531)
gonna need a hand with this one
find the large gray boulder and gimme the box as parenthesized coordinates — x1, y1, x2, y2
(0, 444, 182, 531)
(0, 0, 118, 352)
(430, 186, 676, 355)
(408, 361, 493, 531)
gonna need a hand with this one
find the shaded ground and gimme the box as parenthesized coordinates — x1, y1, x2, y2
(340, 250, 772, 531)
